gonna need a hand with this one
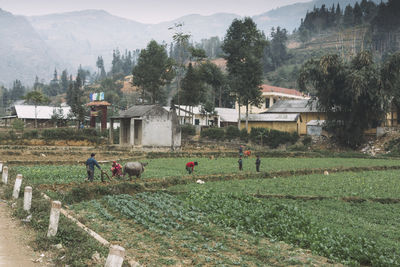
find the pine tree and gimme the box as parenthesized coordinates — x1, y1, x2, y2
(60, 70, 69, 94)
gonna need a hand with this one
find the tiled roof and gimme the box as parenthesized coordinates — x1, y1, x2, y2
(86, 101, 111, 106)
(261, 84, 304, 97)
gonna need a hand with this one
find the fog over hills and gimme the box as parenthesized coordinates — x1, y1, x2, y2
(0, 9, 63, 86)
(0, 0, 384, 86)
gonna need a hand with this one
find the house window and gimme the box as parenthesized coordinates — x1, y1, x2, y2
(195, 119, 200, 125)
(265, 98, 270, 108)
(273, 98, 277, 104)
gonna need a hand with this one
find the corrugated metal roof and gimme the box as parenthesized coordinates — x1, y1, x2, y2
(13, 105, 71, 119)
(241, 113, 300, 122)
(113, 105, 166, 118)
(265, 99, 319, 113)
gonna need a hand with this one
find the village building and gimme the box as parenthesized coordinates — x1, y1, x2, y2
(240, 113, 301, 134)
(0, 104, 71, 128)
(263, 99, 326, 135)
(111, 105, 181, 148)
(170, 105, 239, 128)
(306, 120, 326, 136)
(235, 84, 309, 114)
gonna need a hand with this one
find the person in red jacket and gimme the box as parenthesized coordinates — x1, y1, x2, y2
(185, 161, 198, 174)
(111, 161, 122, 178)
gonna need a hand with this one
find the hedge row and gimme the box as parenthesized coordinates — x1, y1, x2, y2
(201, 126, 299, 148)
(0, 128, 119, 144)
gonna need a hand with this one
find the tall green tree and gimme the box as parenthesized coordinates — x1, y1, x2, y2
(181, 63, 205, 122)
(222, 17, 267, 130)
(298, 51, 387, 147)
(24, 90, 50, 128)
(263, 27, 289, 72)
(132, 40, 175, 104)
(198, 61, 231, 107)
(60, 70, 69, 94)
(96, 56, 106, 80)
(10, 80, 25, 101)
(66, 75, 86, 128)
(45, 68, 60, 96)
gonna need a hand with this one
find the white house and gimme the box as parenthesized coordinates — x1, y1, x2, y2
(0, 104, 71, 128)
(111, 105, 181, 148)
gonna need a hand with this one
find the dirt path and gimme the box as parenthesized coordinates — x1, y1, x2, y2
(0, 200, 46, 267)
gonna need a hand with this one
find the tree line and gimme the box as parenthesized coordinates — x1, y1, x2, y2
(298, 0, 400, 54)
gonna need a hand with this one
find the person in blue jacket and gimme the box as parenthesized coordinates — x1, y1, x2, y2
(86, 153, 101, 182)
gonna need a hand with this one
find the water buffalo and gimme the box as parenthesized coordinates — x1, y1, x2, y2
(123, 162, 148, 180)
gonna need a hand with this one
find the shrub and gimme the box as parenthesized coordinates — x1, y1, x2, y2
(41, 128, 102, 143)
(201, 127, 225, 140)
(12, 119, 24, 132)
(23, 129, 39, 139)
(7, 130, 18, 141)
(240, 128, 249, 142)
(225, 126, 240, 140)
(249, 127, 299, 148)
(249, 127, 268, 144)
(181, 124, 196, 137)
(302, 136, 312, 146)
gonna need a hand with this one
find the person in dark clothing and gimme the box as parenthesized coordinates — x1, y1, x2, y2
(239, 145, 243, 157)
(238, 156, 243, 171)
(186, 161, 198, 174)
(255, 155, 261, 172)
(86, 153, 101, 182)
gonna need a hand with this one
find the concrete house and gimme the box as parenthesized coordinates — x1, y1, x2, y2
(264, 99, 326, 135)
(110, 105, 181, 148)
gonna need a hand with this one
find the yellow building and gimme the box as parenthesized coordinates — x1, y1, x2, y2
(236, 84, 309, 114)
(264, 99, 326, 135)
(240, 113, 301, 134)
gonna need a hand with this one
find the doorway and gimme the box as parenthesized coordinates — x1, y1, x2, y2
(134, 120, 142, 145)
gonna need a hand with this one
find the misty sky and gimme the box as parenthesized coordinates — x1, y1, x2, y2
(0, 0, 312, 23)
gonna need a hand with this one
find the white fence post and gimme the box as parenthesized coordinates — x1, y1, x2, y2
(23, 186, 32, 212)
(47, 201, 61, 237)
(2, 166, 8, 184)
(12, 174, 23, 199)
(105, 245, 125, 267)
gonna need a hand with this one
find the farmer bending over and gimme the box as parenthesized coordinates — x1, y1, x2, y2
(186, 161, 198, 174)
(111, 161, 122, 177)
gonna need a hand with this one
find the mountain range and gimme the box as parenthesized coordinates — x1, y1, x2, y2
(0, 0, 382, 86)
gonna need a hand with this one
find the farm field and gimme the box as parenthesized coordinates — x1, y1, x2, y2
(12, 157, 400, 185)
(6, 154, 400, 266)
(169, 170, 400, 199)
(70, 193, 339, 266)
